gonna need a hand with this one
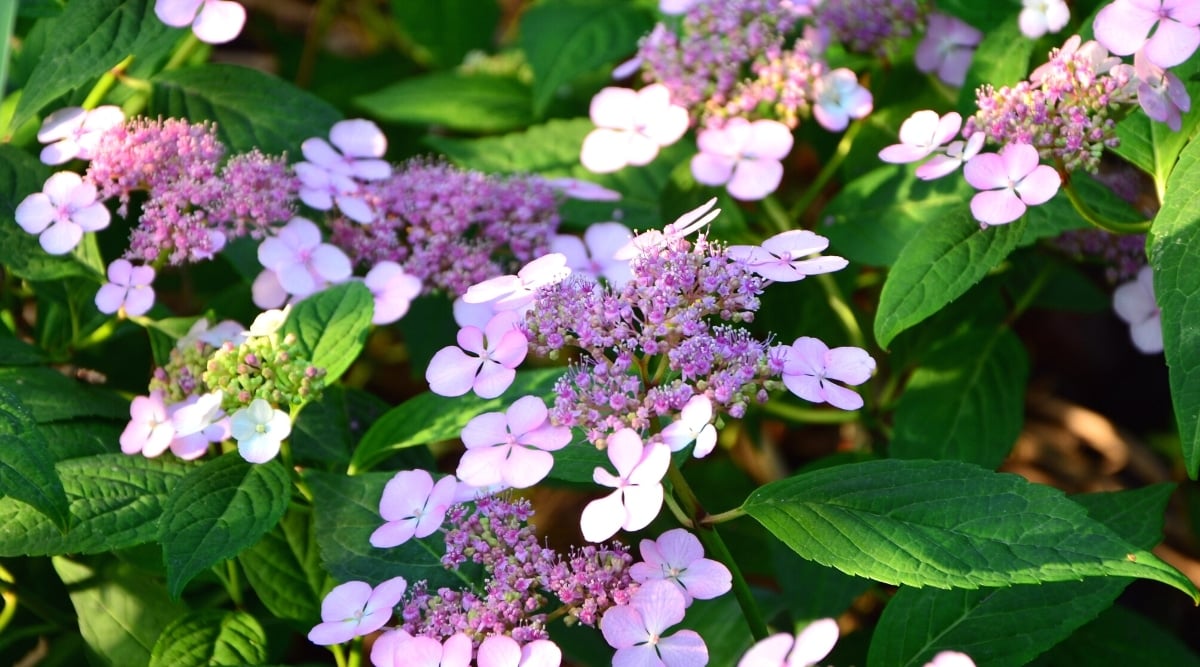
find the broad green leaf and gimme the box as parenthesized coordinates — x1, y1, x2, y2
(54, 556, 188, 667)
(281, 281, 373, 383)
(389, 0, 499, 68)
(934, 0, 1018, 29)
(291, 385, 388, 467)
(239, 506, 325, 625)
(956, 18, 1034, 117)
(160, 453, 291, 598)
(0, 331, 47, 365)
(1029, 605, 1200, 667)
(305, 469, 458, 589)
(149, 610, 269, 667)
(38, 418, 123, 460)
(546, 436, 610, 484)
(890, 328, 1028, 469)
(150, 64, 343, 154)
(349, 367, 562, 474)
(520, 2, 653, 115)
(355, 72, 533, 133)
(0, 384, 69, 529)
(0, 144, 96, 281)
(874, 209, 1026, 348)
(1147, 137, 1200, 477)
(12, 0, 176, 131)
(742, 459, 1198, 600)
(821, 164, 975, 267)
(1112, 57, 1200, 194)
(0, 454, 192, 556)
(0, 365, 130, 422)
(866, 485, 1174, 667)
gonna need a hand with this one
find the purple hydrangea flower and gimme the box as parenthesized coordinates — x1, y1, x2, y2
(307, 576, 407, 645)
(691, 118, 794, 201)
(963, 143, 1062, 227)
(777, 337, 875, 411)
(425, 311, 529, 399)
(370, 469, 457, 548)
(915, 13, 983, 87)
(737, 619, 840, 667)
(1094, 0, 1200, 68)
(37, 106, 124, 165)
(95, 259, 156, 317)
(1113, 264, 1163, 354)
(629, 528, 732, 606)
(14, 172, 110, 255)
(457, 395, 572, 489)
(580, 429, 670, 542)
(600, 580, 708, 667)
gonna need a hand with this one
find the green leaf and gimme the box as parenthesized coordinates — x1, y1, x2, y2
(1030, 605, 1200, 667)
(0, 365, 130, 422)
(389, 0, 499, 68)
(0, 454, 192, 556)
(38, 418, 123, 461)
(149, 64, 343, 154)
(305, 469, 458, 588)
(890, 328, 1029, 469)
(520, 1, 653, 115)
(865, 485, 1174, 667)
(1112, 57, 1200, 193)
(12, 0, 176, 131)
(281, 281, 373, 383)
(1020, 173, 1140, 246)
(821, 164, 977, 267)
(956, 18, 1033, 117)
(874, 209, 1026, 348)
(742, 459, 1198, 600)
(149, 610, 269, 667)
(238, 507, 325, 625)
(545, 436, 609, 484)
(0, 384, 69, 529)
(356, 72, 533, 133)
(160, 453, 291, 598)
(54, 556, 188, 667)
(291, 385, 388, 467)
(0, 330, 48, 365)
(349, 367, 562, 474)
(1148, 137, 1200, 477)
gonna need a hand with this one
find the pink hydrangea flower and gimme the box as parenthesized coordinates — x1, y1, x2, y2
(778, 337, 875, 411)
(1113, 264, 1162, 354)
(369, 469, 458, 548)
(296, 119, 391, 223)
(926, 652, 977, 667)
(1094, 0, 1200, 68)
(878, 110, 963, 164)
(1019, 0, 1070, 39)
(736, 619, 840, 667)
(614, 197, 720, 260)
(120, 391, 175, 458)
(551, 222, 635, 286)
(15, 172, 111, 255)
(229, 398, 291, 463)
(365, 261, 422, 325)
(307, 576, 408, 645)
(726, 230, 848, 283)
(168, 390, 228, 461)
(476, 636, 563, 667)
(963, 143, 1062, 227)
(95, 259, 156, 317)
(456, 395, 572, 489)
(660, 395, 718, 458)
(580, 84, 689, 173)
(916, 13, 983, 87)
(812, 69, 873, 132)
(691, 118, 794, 200)
(630, 528, 732, 606)
(257, 217, 353, 299)
(37, 106, 124, 165)
(372, 633, 472, 667)
(425, 311, 528, 398)
(915, 133, 985, 181)
(155, 0, 246, 44)
(462, 253, 571, 311)
(600, 580, 708, 667)
(580, 429, 670, 542)
(1134, 50, 1192, 131)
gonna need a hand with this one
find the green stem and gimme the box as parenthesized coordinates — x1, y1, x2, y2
(224, 560, 244, 607)
(666, 461, 769, 640)
(0, 1, 16, 108)
(663, 488, 696, 529)
(700, 507, 746, 525)
(1061, 178, 1151, 234)
(790, 119, 864, 221)
(163, 33, 205, 72)
(816, 272, 864, 349)
(347, 637, 363, 667)
(81, 55, 134, 109)
(0, 564, 16, 637)
(762, 194, 793, 234)
(297, 0, 341, 88)
(761, 399, 861, 424)
(331, 643, 349, 667)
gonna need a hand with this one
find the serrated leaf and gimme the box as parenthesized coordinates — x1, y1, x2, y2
(742, 459, 1198, 600)
(54, 556, 188, 667)
(239, 507, 325, 625)
(1148, 137, 1200, 477)
(160, 453, 291, 598)
(12, 0, 176, 130)
(1029, 605, 1200, 667)
(890, 328, 1029, 469)
(874, 209, 1026, 348)
(149, 64, 343, 154)
(0, 454, 192, 556)
(349, 367, 562, 474)
(149, 610, 268, 667)
(0, 384, 69, 529)
(389, 0, 499, 68)
(520, 2, 653, 115)
(305, 469, 458, 589)
(355, 72, 533, 133)
(281, 281, 373, 383)
(866, 485, 1174, 667)
(0, 365, 130, 422)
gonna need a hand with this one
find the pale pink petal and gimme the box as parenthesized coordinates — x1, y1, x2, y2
(521, 640, 563, 667)
(551, 235, 589, 272)
(738, 633, 794, 666)
(692, 424, 717, 458)
(461, 411, 510, 448)
(335, 193, 375, 224)
(192, 0, 246, 44)
(600, 604, 646, 649)
(925, 651, 977, 667)
(1144, 18, 1200, 68)
(39, 221, 83, 255)
(457, 325, 486, 355)
(825, 347, 876, 385)
(330, 119, 387, 158)
(456, 447, 508, 488)
(1094, 0, 1157, 55)
(677, 559, 731, 599)
(70, 202, 111, 232)
(743, 119, 794, 160)
(123, 285, 156, 316)
(822, 380, 866, 411)
(310, 245, 353, 282)
(963, 152, 1010, 190)
(40, 142, 78, 165)
(938, 50, 974, 88)
(606, 428, 645, 477)
(1130, 315, 1164, 353)
(501, 446, 554, 488)
(727, 159, 784, 200)
(655, 527, 704, 564)
(426, 346, 482, 397)
(156, 0, 204, 27)
(1014, 164, 1061, 205)
(301, 138, 346, 171)
(95, 284, 126, 314)
(14, 194, 54, 234)
(620, 484, 664, 531)
(915, 154, 964, 180)
(489, 330, 530, 368)
(252, 269, 288, 309)
(789, 618, 840, 666)
(656, 631, 709, 667)
(691, 152, 736, 186)
(971, 189, 1026, 225)
(813, 104, 849, 132)
(464, 274, 521, 304)
(879, 143, 934, 163)
(473, 361, 517, 399)
(590, 87, 638, 129)
(1002, 143, 1040, 182)
(581, 130, 631, 173)
(43, 171, 83, 202)
(623, 133, 663, 167)
(633, 580, 687, 632)
(581, 491, 626, 542)
(276, 262, 317, 296)
(782, 372, 826, 405)
(37, 107, 86, 143)
(478, 635, 522, 667)
(611, 647, 662, 667)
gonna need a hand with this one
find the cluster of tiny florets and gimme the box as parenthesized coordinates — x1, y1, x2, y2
(202, 333, 326, 412)
(1055, 229, 1147, 283)
(811, 0, 926, 57)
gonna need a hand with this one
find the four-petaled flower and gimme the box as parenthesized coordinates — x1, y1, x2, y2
(296, 119, 392, 223)
(95, 259, 156, 317)
(1094, 0, 1200, 68)
(726, 230, 848, 283)
(370, 469, 458, 548)
(915, 13, 983, 87)
(552, 223, 635, 287)
(736, 618, 840, 667)
(476, 635, 563, 667)
(1113, 264, 1163, 354)
(580, 428, 670, 542)
(457, 395, 572, 489)
(155, 0, 246, 44)
(778, 337, 876, 411)
(630, 528, 732, 607)
(229, 398, 291, 463)
(691, 118, 794, 201)
(600, 580, 709, 667)
(963, 143, 1061, 227)
(1019, 0, 1070, 39)
(878, 110, 963, 165)
(120, 391, 175, 458)
(364, 261, 422, 325)
(258, 217, 353, 299)
(307, 576, 408, 645)
(425, 311, 529, 398)
(37, 106, 124, 165)
(1134, 51, 1192, 132)
(15, 172, 111, 255)
(660, 394, 719, 458)
(580, 84, 689, 173)
(812, 68, 873, 132)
